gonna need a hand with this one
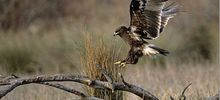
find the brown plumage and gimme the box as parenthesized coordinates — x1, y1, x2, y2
(114, 0, 179, 67)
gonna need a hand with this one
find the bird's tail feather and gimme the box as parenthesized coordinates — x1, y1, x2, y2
(142, 44, 169, 56)
(149, 46, 169, 56)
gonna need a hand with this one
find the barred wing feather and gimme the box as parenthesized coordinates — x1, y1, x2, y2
(130, 0, 167, 39)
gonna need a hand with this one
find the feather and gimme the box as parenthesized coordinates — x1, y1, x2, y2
(142, 44, 169, 56)
(130, 0, 167, 40)
(160, 2, 179, 33)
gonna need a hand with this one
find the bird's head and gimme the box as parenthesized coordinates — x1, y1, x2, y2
(113, 26, 128, 36)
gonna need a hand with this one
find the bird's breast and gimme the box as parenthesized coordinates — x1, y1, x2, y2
(120, 32, 144, 47)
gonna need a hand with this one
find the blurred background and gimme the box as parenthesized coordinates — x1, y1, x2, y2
(0, 0, 218, 100)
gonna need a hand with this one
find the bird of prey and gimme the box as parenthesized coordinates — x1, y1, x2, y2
(114, 0, 179, 67)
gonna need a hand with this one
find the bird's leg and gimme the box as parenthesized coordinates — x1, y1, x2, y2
(114, 60, 126, 68)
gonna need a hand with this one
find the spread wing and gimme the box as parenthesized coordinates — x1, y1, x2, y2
(130, 0, 178, 40)
(130, 0, 167, 39)
(160, 2, 179, 32)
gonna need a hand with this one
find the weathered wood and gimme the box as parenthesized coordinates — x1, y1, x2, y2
(0, 73, 158, 100)
(0, 70, 215, 100)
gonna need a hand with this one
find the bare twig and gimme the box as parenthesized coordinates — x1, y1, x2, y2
(96, 65, 115, 92)
(178, 83, 192, 100)
(118, 73, 130, 88)
(170, 83, 192, 100)
(96, 65, 113, 84)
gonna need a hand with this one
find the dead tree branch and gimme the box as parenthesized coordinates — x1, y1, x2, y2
(0, 75, 77, 96)
(0, 68, 206, 100)
(39, 82, 88, 97)
(0, 72, 158, 100)
(0, 74, 103, 100)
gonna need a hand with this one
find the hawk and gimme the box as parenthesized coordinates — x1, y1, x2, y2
(114, 0, 179, 67)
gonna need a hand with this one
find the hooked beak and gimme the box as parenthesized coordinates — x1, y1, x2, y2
(113, 32, 119, 36)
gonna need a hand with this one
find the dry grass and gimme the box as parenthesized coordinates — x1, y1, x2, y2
(80, 35, 123, 100)
(123, 63, 219, 100)
(0, 0, 218, 100)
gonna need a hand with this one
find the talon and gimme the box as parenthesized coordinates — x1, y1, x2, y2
(114, 61, 122, 65)
(114, 61, 127, 68)
(119, 62, 126, 68)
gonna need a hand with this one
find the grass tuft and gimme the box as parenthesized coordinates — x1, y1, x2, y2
(80, 34, 123, 100)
